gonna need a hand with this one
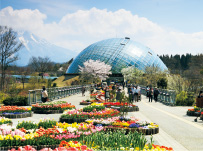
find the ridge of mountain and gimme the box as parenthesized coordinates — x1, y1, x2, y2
(15, 31, 78, 66)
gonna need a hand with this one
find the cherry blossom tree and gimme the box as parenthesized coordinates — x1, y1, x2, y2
(79, 59, 112, 83)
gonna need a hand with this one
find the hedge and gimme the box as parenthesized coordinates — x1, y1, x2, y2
(3, 96, 28, 106)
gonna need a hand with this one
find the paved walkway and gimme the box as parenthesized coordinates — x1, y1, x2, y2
(11, 90, 203, 151)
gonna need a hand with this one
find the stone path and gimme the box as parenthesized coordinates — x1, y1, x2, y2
(11, 90, 203, 151)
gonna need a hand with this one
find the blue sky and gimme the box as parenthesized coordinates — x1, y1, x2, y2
(1, 0, 203, 55)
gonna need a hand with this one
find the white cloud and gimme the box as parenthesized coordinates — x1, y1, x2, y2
(1, 6, 203, 55)
(0, 7, 46, 31)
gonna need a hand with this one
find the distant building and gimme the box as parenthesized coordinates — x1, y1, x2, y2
(65, 37, 167, 83)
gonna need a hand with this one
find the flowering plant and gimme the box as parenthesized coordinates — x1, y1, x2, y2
(59, 140, 93, 151)
(187, 106, 201, 116)
(8, 145, 37, 151)
(86, 117, 158, 129)
(103, 102, 136, 107)
(0, 106, 31, 114)
(16, 118, 57, 130)
(56, 122, 103, 133)
(32, 101, 75, 111)
(16, 121, 38, 130)
(90, 103, 103, 106)
(82, 105, 105, 112)
(37, 118, 57, 129)
(61, 108, 120, 120)
(0, 117, 12, 125)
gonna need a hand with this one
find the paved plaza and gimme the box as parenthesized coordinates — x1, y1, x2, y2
(11, 90, 203, 151)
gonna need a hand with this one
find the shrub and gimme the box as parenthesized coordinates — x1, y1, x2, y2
(3, 96, 28, 106)
(0, 92, 8, 104)
(157, 77, 167, 89)
(176, 91, 195, 106)
(53, 83, 57, 87)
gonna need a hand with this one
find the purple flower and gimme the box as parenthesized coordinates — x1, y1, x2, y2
(129, 123, 140, 128)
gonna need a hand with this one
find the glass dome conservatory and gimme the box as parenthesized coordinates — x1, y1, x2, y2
(67, 37, 167, 73)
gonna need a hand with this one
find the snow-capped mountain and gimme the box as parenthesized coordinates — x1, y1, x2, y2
(15, 31, 78, 66)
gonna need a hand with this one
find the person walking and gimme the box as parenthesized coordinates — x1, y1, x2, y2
(112, 84, 116, 91)
(127, 84, 131, 94)
(128, 89, 133, 104)
(116, 88, 122, 103)
(104, 87, 110, 102)
(82, 86, 85, 96)
(153, 87, 160, 102)
(146, 86, 150, 97)
(134, 86, 139, 102)
(41, 86, 48, 103)
(148, 88, 153, 102)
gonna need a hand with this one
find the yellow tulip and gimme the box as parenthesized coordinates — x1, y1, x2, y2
(0, 135, 4, 140)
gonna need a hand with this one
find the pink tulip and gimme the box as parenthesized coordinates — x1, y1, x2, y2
(24, 145, 33, 150)
(8, 149, 16, 151)
(53, 147, 68, 151)
(21, 138, 26, 141)
(40, 148, 53, 151)
(66, 147, 78, 151)
(17, 147, 24, 151)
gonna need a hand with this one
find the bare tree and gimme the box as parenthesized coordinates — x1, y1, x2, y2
(0, 26, 23, 91)
(28, 56, 53, 78)
(18, 67, 31, 89)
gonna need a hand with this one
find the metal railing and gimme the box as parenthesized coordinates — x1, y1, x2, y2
(28, 85, 90, 105)
(139, 86, 176, 106)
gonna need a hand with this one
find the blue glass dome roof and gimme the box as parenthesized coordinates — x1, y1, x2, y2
(67, 38, 167, 73)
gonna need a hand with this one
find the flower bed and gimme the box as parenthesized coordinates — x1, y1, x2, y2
(0, 117, 12, 125)
(86, 116, 159, 135)
(81, 130, 170, 150)
(104, 102, 139, 112)
(186, 106, 200, 116)
(0, 118, 173, 151)
(0, 119, 103, 148)
(6, 143, 173, 151)
(0, 106, 32, 118)
(32, 101, 75, 114)
(60, 108, 120, 123)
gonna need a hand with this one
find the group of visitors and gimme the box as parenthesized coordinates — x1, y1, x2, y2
(107, 83, 123, 102)
(41, 84, 161, 104)
(128, 85, 141, 103)
(146, 86, 160, 102)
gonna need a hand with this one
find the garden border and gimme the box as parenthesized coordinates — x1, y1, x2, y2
(0, 112, 33, 119)
(32, 110, 64, 114)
